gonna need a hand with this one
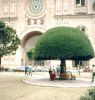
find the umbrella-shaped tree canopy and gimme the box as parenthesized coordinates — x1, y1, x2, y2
(34, 27, 94, 61)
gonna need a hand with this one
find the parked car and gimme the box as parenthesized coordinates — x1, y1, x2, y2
(32, 66, 48, 72)
(67, 69, 79, 73)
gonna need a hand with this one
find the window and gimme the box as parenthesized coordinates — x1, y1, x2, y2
(81, 27, 85, 32)
(40, 18, 44, 25)
(93, 0, 95, 11)
(76, 0, 85, 6)
(3, 1, 9, 15)
(3, 5, 8, 14)
(10, 3, 16, 14)
(34, 60, 44, 66)
(54, 0, 63, 15)
(77, 26, 86, 32)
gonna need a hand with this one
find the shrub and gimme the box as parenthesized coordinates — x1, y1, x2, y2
(80, 87, 95, 100)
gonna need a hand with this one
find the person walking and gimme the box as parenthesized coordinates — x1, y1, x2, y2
(28, 64, 32, 76)
(56, 65, 60, 76)
(25, 64, 29, 75)
(50, 66, 56, 81)
(49, 67, 52, 74)
(91, 65, 95, 82)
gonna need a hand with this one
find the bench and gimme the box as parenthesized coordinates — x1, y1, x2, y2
(60, 72, 76, 80)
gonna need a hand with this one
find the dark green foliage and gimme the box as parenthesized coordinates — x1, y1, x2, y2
(27, 48, 35, 60)
(93, 1, 95, 11)
(80, 96, 90, 100)
(0, 21, 20, 60)
(34, 27, 94, 60)
(80, 88, 95, 100)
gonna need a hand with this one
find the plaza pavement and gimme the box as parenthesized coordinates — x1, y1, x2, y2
(0, 71, 95, 88)
(23, 72, 95, 88)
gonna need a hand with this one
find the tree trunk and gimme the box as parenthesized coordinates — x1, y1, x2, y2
(78, 61, 81, 75)
(0, 57, 1, 65)
(0, 57, 2, 71)
(60, 60, 66, 73)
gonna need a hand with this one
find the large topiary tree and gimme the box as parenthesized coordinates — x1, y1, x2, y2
(34, 27, 94, 74)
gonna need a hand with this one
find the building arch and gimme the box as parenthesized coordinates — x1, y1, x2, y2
(19, 25, 47, 40)
(18, 25, 47, 66)
(21, 31, 42, 48)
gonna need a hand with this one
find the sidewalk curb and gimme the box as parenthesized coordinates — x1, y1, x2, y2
(23, 77, 95, 88)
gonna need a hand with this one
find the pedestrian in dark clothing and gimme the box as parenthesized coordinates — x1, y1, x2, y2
(49, 67, 52, 74)
(91, 65, 95, 82)
(25, 65, 29, 75)
(56, 65, 60, 76)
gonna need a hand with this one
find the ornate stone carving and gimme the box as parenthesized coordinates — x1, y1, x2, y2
(27, 0, 46, 19)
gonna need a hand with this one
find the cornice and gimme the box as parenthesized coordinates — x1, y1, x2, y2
(54, 14, 95, 19)
(0, 17, 17, 21)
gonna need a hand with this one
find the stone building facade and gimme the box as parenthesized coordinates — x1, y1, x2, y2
(0, 0, 95, 69)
